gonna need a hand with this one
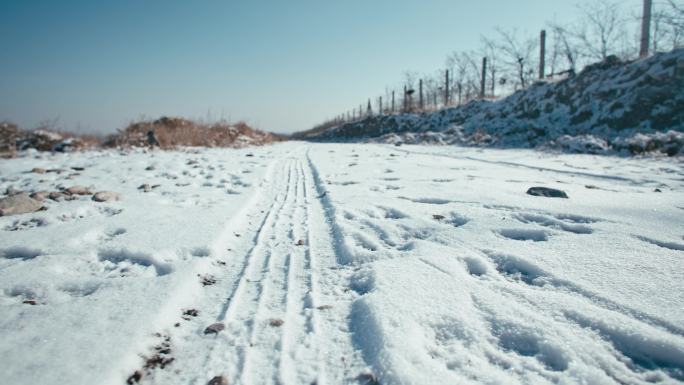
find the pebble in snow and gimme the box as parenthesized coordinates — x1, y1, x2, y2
(526, 186, 569, 198)
(207, 375, 228, 385)
(65, 185, 91, 195)
(203, 323, 225, 335)
(92, 191, 121, 202)
(0, 193, 43, 216)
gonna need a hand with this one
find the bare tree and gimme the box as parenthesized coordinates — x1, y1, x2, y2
(481, 37, 502, 97)
(548, 23, 581, 74)
(573, 0, 628, 60)
(446, 52, 474, 104)
(494, 28, 538, 90)
(661, 0, 684, 49)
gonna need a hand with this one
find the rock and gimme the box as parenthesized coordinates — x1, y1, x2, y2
(200, 275, 217, 286)
(0, 193, 43, 216)
(31, 167, 46, 174)
(126, 370, 143, 384)
(432, 214, 445, 221)
(145, 165, 155, 171)
(23, 299, 37, 305)
(207, 375, 228, 385)
(65, 185, 91, 195)
(204, 323, 225, 335)
(654, 188, 662, 192)
(92, 191, 121, 202)
(29, 191, 49, 201)
(526, 187, 569, 199)
(48, 191, 64, 201)
(138, 183, 152, 192)
(71, 166, 85, 171)
(5, 186, 22, 196)
(269, 319, 284, 327)
(16, 129, 63, 151)
(356, 372, 379, 385)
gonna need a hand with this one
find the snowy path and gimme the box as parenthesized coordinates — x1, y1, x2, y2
(142, 147, 368, 385)
(1, 143, 683, 385)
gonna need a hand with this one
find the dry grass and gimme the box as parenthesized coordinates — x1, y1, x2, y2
(0, 121, 20, 158)
(106, 117, 283, 149)
(0, 117, 282, 155)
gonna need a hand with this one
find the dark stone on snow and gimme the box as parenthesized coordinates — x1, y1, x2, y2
(204, 323, 225, 335)
(526, 187, 569, 198)
(207, 375, 228, 385)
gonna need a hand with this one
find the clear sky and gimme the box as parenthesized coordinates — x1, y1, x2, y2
(0, 0, 642, 135)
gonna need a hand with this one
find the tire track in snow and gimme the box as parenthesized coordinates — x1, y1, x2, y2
(303, 148, 373, 384)
(190, 157, 296, 385)
(229, 159, 298, 384)
(130, 150, 297, 385)
(138, 147, 370, 385)
(278, 159, 318, 384)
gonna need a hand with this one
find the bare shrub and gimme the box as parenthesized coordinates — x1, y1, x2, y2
(108, 117, 282, 149)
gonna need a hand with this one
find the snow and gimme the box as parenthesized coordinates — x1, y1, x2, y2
(301, 49, 684, 156)
(1, 143, 683, 385)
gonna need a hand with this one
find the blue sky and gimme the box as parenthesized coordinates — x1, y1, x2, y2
(0, 0, 641, 134)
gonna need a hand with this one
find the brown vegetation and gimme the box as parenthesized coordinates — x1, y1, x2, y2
(105, 116, 282, 149)
(0, 117, 282, 157)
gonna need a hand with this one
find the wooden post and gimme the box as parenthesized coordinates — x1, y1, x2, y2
(419, 79, 424, 110)
(445, 70, 450, 106)
(391, 91, 395, 113)
(480, 57, 487, 99)
(640, 0, 652, 58)
(539, 29, 546, 79)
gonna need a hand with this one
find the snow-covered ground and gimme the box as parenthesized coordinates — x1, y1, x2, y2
(1, 143, 683, 385)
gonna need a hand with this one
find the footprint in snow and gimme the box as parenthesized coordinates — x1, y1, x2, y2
(515, 213, 593, 234)
(634, 235, 684, 251)
(496, 228, 549, 242)
(400, 196, 451, 205)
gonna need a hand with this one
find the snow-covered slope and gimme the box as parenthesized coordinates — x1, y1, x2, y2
(1, 143, 683, 384)
(298, 49, 684, 155)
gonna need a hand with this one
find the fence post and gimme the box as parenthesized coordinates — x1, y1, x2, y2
(640, 0, 652, 58)
(539, 29, 546, 79)
(391, 91, 395, 113)
(445, 70, 450, 106)
(480, 57, 487, 99)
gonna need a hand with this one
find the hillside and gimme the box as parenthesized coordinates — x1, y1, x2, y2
(295, 49, 684, 155)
